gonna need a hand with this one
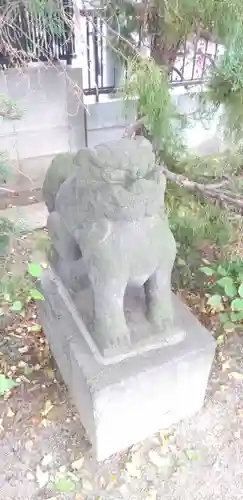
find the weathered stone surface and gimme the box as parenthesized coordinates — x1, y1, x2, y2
(42, 137, 183, 356)
(38, 268, 216, 461)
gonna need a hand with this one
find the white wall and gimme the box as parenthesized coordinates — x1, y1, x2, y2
(0, 65, 85, 190)
(86, 87, 225, 156)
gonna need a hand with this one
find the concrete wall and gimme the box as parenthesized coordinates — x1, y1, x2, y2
(0, 65, 85, 190)
(86, 97, 136, 148)
(85, 87, 225, 155)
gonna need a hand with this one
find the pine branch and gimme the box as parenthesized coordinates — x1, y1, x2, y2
(124, 120, 243, 210)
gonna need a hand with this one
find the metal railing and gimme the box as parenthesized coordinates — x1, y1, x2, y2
(0, 0, 75, 67)
(79, 8, 222, 100)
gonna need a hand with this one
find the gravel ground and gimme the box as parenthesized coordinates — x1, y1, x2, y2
(1, 330, 243, 500)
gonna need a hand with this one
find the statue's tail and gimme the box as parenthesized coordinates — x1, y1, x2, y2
(43, 148, 96, 213)
(42, 153, 76, 213)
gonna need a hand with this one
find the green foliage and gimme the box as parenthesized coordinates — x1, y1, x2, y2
(200, 258, 243, 330)
(123, 58, 186, 157)
(168, 178, 241, 290)
(0, 217, 15, 256)
(0, 94, 21, 120)
(205, 28, 243, 141)
(1, 258, 44, 315)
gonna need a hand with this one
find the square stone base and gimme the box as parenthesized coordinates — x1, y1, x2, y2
(39, 269, 216, 461)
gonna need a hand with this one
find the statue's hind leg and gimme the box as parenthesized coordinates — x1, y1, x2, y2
(144, 224, 176, 330)
(47, 212, 86, 292)
(47, 211, 81, 261)
(144, 267, 174, 330)
(144, 228, 185, 343)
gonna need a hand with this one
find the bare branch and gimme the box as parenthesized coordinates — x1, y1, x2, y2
(123, 116, 147, 138)
(160, 165, 243, 209)
(0, 186, 18, 194)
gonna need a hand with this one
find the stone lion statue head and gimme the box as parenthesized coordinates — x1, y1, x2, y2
(87, 136, 156, 185)
(43, 137, 165, 224)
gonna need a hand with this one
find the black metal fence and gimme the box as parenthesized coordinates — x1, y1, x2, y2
(0, 3, 222, 97)
(80, 8, 222, 100)
(0, 0, 75, 68)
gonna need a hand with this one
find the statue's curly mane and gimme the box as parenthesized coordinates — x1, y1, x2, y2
(43, 137, 164, 225)
(80, 136, 156, 187)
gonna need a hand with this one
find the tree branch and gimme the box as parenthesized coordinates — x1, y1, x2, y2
(161, 165, 243, 209)
(124, 120, 243, 211)
(123, 116, 147, 138)
(0, 186, 17, 195)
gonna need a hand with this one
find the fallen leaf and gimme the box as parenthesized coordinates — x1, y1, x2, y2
(6, 407, 15, 417)
(59, 465, 66, 473)
(81, 478, 93, 491)
(41, 400, 54, 417)
(26, 471, 35, 481)
(36, 465, 49, 488)
(18, 360, 27, 368)
(71, 457, 84, 470)
(44, 368, 55, 379)
(220, 384, 227, 391)
(30, 324, 42, 332)
(228, 372, 243, 381)
(18, 346, 29, 353)
(148, 450, 172, 469)
(99, 475, 106, 488)
(125, 461, 141, 478)
(222, 360, 231, 371)
(31, 416, 41, 425)
(216, 335, 225, 345)
(67, 471, 80, 482)
(25, 440, 34, 452)
(24, 365, 34, 375)
(41, 418, 50, 427)
(41, 453, 53, 466)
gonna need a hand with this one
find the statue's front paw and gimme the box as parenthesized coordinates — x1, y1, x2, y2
(105, 327, 131, 350)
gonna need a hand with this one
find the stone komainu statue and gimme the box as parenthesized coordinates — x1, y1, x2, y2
(43, 137, 179, 351)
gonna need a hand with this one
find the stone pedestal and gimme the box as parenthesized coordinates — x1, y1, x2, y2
(39, 268, 216, 461)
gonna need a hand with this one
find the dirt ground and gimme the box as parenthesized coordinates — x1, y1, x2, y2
(1, 324, 243, 500)
(0, 188, 43, 210)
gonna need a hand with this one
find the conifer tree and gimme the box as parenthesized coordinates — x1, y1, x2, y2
(100, 0, 243, 273)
